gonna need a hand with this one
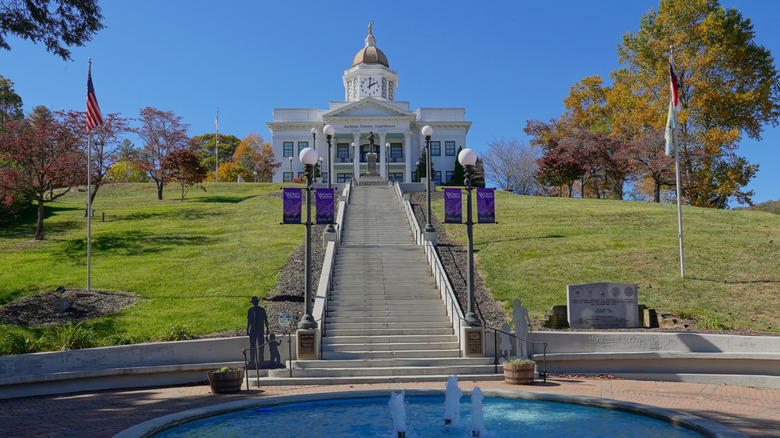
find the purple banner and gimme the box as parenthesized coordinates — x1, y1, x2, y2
(282, 188, 302, 224)
(315, 188, 335, 224)
(444, 188, 462, 224)
(477, 188, 495, 223)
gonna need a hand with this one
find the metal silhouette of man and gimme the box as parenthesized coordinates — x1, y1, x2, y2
(246, 296, 269, 366)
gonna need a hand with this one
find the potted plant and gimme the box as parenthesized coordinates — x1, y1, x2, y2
(207, 367, 244, 393)
(503, 358, 535, 385)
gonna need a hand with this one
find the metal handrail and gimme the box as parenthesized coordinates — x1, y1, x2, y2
(241, 331, 295, 388)
(484, 327, 548, 382)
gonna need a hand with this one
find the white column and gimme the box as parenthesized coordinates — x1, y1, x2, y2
(404, 132, 412, 183)
(379, 132, 387, 179)
(352, 132, 361, 182)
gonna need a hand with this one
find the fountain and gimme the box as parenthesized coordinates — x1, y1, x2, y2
(470, 386, 486, 437)
(123, 387, 736, 437)
(388, 390, 407, 438)
(443, 375, 462, 425)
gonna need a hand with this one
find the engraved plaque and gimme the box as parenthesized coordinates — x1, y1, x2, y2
(297, 330, 316, 359)
(465, 328, 484, 356)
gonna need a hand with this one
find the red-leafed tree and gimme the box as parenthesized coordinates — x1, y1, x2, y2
(62, 110, 130, 206)
(535, 143, 583, 197)
(162, 148, 206, 201)
(0, 106, 84, 240)
(135, 107, 190, 200)
(618, 129, 676, 203)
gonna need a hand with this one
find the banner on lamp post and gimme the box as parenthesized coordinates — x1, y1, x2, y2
(282, 188, 302, 224)
(444, 188, 462, 224)
(315, 188, 335, 224)
(477, 188, 495, 224)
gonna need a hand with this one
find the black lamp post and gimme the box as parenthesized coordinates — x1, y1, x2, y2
(323, 125, 336, 235)
(311, 128, 317, 151)
(288, 156, 293, 182)
(458, 147, 481, 327)
(385, 142, 390, 181)
(298, 147, 319, 330)
(421, 125, 435, 237)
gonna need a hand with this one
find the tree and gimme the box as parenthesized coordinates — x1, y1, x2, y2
(135, 107, 190, 200)
(416, 153, 434, 181)
(256, 143, 280, 182)
(192, 133, 241, 176)
(451, 146, 465, 186)
(116, 138, 139, 162)
(107, 160, 146, 182)
(0, 75, 23, 126)
(619, 129, 677, 202)
(472, 158, 485, 188)
(535, 142, 583, 197)
(0, 0, 104, 61)
(0, 106, 83, 240)
(62, 110, 129, 206)
(481, 138, 538, 195)
(162, 149, 206, 201)
(613, 0, 778, 207)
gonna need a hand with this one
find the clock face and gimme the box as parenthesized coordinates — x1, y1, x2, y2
(359, 76, 381, 97)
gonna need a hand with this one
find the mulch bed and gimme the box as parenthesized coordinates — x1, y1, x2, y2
(0, 290, 136, 328)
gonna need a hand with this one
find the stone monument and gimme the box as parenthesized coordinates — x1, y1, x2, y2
(566, 282, 639, 329)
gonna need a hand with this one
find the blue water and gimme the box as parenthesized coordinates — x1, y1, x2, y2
(154, 396, 705, 437)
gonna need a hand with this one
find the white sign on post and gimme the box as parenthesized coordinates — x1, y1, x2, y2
(566, 282, 638, 329)
(278, 314, 291, 328)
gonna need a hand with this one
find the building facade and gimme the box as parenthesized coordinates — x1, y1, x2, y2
(267, 24, 471, 185)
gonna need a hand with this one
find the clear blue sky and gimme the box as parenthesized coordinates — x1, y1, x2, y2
(2, 0, 778, 206)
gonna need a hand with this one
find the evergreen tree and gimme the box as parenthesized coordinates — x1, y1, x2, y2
(452, 146, 465, 186)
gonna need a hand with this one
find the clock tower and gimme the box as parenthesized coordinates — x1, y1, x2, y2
(343, 22, 398, 102)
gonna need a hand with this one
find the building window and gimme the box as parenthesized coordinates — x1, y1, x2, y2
(283, 172, 292, 183)
(430, 141, 441, 156)
(445, 141, 456, 156)
(433, 171, 442, 184)
(389, 173, 403, 182)
(390, 143, 403, 159)
(446, 171, 455, 184)
(412, 171, 417, 182)
(337, 143, 350, 159)
(337, 173, 352, 183)
(298, 141, 308, 155)
(283, 142, 294, 157)
(297, 172, 304, 180)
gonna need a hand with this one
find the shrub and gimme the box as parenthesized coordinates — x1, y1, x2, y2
(156, 323, 192, 342)
(44, 322, 98, 351)
(1, 332, 43, 355)
(698, 316, 730, 331)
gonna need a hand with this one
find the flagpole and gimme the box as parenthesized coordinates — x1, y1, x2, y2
(215, 107, 219, 182)
(670, 47, 685, 278)
(87, 59, 93, 293)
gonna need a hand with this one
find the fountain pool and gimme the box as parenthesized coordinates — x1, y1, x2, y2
(115, 389, 744, 438)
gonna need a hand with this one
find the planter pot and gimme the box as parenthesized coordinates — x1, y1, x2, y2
(503, 361, 535, 385)
(207, 369, 244, 394)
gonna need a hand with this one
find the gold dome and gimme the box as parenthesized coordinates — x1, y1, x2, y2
(352, 46, 389, 67)
(352, 21, 389, 67)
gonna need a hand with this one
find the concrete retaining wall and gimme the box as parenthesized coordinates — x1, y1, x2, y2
(0, 336, 295, 399)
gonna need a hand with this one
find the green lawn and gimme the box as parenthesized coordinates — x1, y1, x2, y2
(1, 183, 303, 343)
(2, 184, 779, 353)
(438, 191, 780, 332)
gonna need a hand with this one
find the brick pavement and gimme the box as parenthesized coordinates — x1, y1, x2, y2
(0, 378, 778, 437)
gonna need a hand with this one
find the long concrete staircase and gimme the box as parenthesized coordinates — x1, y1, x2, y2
(269, 183, 498, 383)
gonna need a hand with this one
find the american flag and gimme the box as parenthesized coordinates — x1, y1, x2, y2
(86, 64, 104, 131)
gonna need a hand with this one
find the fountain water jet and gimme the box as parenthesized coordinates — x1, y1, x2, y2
(471, 387, 486, 437)
(444, 375, 462, 425)
(389, 390, 407, 438)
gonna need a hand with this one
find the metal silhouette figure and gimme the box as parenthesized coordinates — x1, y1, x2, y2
(246, 296, 269, 366)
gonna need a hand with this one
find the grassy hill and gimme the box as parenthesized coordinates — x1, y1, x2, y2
(1, 183, 779, 351)
(438, 191, 780, 332)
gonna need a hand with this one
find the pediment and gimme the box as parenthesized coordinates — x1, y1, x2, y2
(324, 98, 414, 119)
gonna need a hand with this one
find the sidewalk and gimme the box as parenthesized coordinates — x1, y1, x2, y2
(1, 377, 778, 437)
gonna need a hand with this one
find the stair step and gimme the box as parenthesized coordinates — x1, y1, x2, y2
(324, 334, 456, 343)
(270, 364, 498, 378)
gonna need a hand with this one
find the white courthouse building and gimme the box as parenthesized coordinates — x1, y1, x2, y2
(267, 25, 471, 185)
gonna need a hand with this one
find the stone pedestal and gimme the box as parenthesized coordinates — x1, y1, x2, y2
(322, 228, 337, 246)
